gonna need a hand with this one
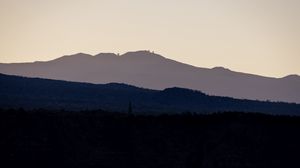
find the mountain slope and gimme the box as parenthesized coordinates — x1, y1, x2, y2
(0, 73, 299, 115)
(0, 50, 299, 103)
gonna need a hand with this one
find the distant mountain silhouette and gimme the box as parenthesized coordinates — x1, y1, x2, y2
(0, 73, 299, 115)
(0, 50, 299, 103)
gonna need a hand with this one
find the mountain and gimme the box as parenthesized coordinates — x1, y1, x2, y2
(0, 50, 299, 103)
(0, 73, 299, 115)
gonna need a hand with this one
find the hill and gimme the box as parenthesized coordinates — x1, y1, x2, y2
(0, 73, 299, 115)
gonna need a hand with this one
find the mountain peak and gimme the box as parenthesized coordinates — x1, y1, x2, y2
(282, 74, 300, 80)
(163, 87, 206, 96)
(67, 53, 92, 57)
(52, 53, 92, 62)
(121, 50, 165, 59)
(94, 53, 118, 59)
(211, 66, 231, 72)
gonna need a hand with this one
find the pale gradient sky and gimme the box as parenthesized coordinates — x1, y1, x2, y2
(0, 0, 299, 77)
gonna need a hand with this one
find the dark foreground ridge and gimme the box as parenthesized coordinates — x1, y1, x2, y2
(1, 109, 300, 168)
(0, 73, 300, 115)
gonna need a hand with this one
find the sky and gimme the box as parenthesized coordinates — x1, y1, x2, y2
(0, 0, 299, 78)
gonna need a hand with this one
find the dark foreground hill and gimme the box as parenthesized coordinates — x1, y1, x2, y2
(0, 73, 300, 115)
(1, 109, 300, 168)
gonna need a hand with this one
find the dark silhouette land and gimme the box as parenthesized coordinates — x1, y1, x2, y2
(1, 109, 300, 168)
(1, 73, 299, 115)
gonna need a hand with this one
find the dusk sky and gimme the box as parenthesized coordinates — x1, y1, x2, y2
(0, 0, 299, 77)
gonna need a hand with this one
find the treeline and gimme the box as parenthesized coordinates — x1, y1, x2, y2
(1, 109, 300, 168)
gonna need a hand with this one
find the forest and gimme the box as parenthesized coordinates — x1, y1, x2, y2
(1, 108, 300, 168)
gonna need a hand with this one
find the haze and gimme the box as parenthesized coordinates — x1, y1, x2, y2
(0, 0, 299, 77)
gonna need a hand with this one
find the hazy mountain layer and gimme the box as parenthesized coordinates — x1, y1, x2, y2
(0, 50, 299, 103)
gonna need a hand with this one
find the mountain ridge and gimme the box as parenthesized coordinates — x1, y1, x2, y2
(2, 51, 296, 79)
(0, 50, 299, 103)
